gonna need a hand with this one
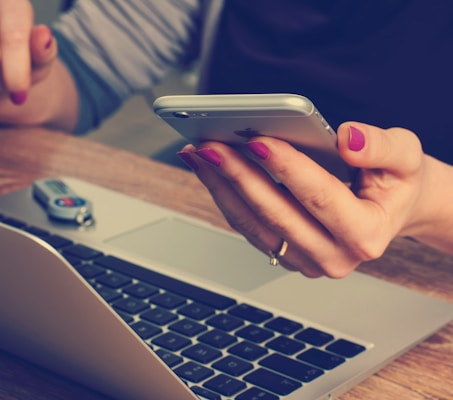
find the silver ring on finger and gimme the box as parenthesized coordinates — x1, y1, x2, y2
(269, 239, 288, 266)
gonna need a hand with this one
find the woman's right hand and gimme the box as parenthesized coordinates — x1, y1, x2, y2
(0, 0, 59, 125)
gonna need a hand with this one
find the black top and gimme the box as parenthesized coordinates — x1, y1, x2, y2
(206, 0, 453, 163)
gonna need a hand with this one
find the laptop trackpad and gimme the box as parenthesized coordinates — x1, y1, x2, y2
(105, 217, 287, 292)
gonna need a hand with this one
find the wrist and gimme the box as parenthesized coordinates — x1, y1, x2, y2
(400, 155, 453, 254)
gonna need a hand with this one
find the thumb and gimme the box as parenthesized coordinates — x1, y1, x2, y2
(337, 122, 424, 176)
(30, 25, 57, 79)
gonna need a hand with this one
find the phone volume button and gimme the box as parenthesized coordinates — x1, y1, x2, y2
(326, 126, 335, 135)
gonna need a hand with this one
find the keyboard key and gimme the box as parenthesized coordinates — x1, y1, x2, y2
(42, 234, 73, 249)
(297, 348, 345, 370)
(206, 314, 244, 331)
(113, 297, 149, 315)
(169, 318, 207, 337)
(94, 255, 236, 309)
(92, 284, 122, 302)
(25, 226, 50, 237)
(150, 292, 186, 309)
(141, 307, 178, 325)
(244, 368, 301, 396)
(191, 386, 221, 400)
(229, 304, 273, 323)
(152, 332, 191, 351)
(265, 316, 303, 335)
(266, 336, 306, 355)
(295, 327, 334, 346)
(122, 282, 159, 298)
(62, 244, 103, 260)
(179, 302, 215, 320)
(212, 355, 253, 377)
(236, 387, 278, 400)
(174, 361, 214, 383)
(228, 341, 268, 361)
(75, 263, 106, 279)
(198, 329, 237, 349)
(236, 325, 274, 343)
(155, 349, 183, 368)
(259, 353, 324, 383)
(182, 343, 222, 364)
(96, 272, 132, 289)
(63, 254, 83, 266)
(326, 339, 366, 358)
(203, 374, 246, 397)
(116, 311, 134, 324)
(129, 321, 162, 339)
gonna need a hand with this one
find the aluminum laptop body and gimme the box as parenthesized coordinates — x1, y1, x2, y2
(0, 177, 452, 400)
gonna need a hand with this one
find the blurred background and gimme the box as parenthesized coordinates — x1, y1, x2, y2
(31, 1, 194, 162)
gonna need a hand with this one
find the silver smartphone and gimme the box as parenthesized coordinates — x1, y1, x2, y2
(153, 93, 353, 181)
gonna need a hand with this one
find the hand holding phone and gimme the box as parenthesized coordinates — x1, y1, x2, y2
(153, 93, 354, 181)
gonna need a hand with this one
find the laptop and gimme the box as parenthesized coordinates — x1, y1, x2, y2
(0, 177, 451, 400)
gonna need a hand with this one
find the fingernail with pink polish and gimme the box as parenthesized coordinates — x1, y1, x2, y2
(195, 148, 222, 166)
(177, 151, 199, 171)
(348, 126, 365, 151)
(246, 141, 270, 160)
(10, 91, 27, 106)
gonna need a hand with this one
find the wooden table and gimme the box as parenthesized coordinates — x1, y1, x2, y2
(0, 128, 452, 399)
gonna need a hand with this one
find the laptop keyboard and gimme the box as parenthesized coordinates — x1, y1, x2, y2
(1, 215, 367, 400)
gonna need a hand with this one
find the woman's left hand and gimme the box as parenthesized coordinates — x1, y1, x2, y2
(178, 122, 429, 278)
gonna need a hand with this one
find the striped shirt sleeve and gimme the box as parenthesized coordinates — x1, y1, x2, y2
(52, 0, 203, 133)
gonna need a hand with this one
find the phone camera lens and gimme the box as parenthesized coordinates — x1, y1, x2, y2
(173, 111, 190, 119)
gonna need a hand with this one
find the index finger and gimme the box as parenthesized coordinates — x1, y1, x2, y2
(244, 136, 380, 243)
(0, 0, 34, 94)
